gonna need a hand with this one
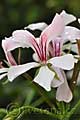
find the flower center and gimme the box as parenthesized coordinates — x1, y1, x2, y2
(54, 41, 61, 56)
(49, 37, 62, 57)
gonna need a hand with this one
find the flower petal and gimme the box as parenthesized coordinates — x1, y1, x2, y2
(62, 26, 80, 43)
(33, 66, 55, 91)
(12, 30, 42, 60)
(2, 37, 21, 52)
(41, 13, 64, 43)
(0, 73, 7, 80)
(39, 14, 64, 61)
(0, 68, 8, 73)
(56, 71, 72, 103)
(32, 53, 39, 62)
(63, 43, 78, 54)
(24, 22, 48, 31)
(78, 19, 80, 24)
(51, 68, 64, 88)
(8, 62, 40, 82)
(2, 38, 17, 65)
(12, 30, 36, 48)
(49, 54, 75, 70)
(60, 10, 76, 25)
(71, 44, 78, 54)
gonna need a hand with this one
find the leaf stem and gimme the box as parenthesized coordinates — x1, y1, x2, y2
(3, 106, 61, 120)
(67, 100, 80, 119)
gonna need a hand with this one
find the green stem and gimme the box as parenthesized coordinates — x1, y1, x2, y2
(77, 39, 80, 55)
(17, 47, 56, 109)
(67, 100, 80, 119)
(3, 106, 61, 120)
(70, 40, 80, 92)
(31, 97, 44, 107)
(70, 60, 80, 92)
(18, 48, 21, 65)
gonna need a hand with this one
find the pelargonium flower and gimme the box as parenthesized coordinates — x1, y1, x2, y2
(26, 10, 80, 55)
(26, 10, 80, 42)
(24, 10, 80, 102)
(1, 11, 77, 102)
(66, 18, 80, 87)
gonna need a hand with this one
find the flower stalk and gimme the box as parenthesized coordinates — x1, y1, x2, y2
(70, 60, 80, 92)
(77, 39, 80, 55)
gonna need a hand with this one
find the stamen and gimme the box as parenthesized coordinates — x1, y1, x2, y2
(54, 40, 61, 57)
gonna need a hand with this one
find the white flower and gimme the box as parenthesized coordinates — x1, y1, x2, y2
(1, 10, 77, 102)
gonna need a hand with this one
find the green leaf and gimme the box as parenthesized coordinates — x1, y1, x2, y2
(0, 108, 7, 119)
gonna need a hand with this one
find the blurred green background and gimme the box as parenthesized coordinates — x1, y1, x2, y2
(0, 0, 80, 119)
(0, 0, 80, 38)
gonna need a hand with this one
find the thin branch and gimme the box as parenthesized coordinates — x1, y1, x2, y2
(77, 39, 80, 55)
(70, 60, 80, 92)
(18, 48, 21, 64)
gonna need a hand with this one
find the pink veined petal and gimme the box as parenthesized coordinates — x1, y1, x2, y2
(41, 14, 64, 39)
(56, 71, 72, 103)
(12, 30, 35, 48)
(48, 42, 54, 57)
(2, 38, 17, 65)
(51, 68, 64, 88)
(33, 66, 55, 91)
(62, 26, 80, 43)
(51, 37, 63, 57)
(41, 13, 64, 41)
(39, 35, 47, 61)
(2, 37, 21, 51)
(48, 37, 63, 57)
(48, 54, 75, 70)
(12, 30, 42, 61)
(8, 62, 40, 82)
(24, 22, 48, 31)
(60, 10, 76, 25)
(40, 13, 64, 61)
